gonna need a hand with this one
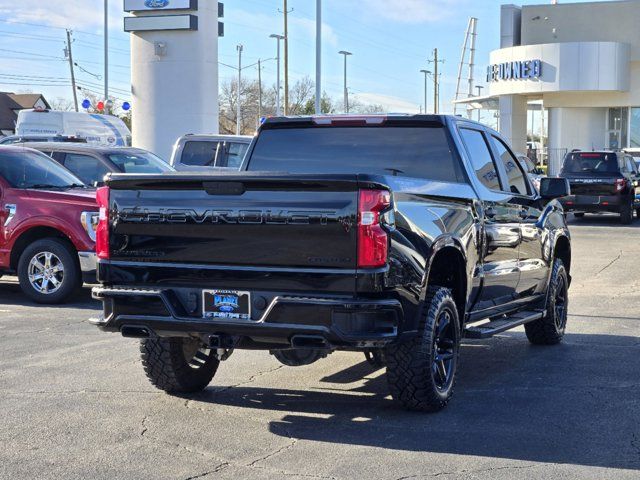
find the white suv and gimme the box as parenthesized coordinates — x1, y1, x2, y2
(170, 134, 253, 171)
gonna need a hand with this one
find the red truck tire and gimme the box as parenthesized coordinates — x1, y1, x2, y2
(17, 238, 81, 304)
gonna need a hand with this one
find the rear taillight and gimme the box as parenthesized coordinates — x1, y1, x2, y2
(95, 186, 110, 260)
(615, 178, 626, 192)
(357, 189, 391, 268)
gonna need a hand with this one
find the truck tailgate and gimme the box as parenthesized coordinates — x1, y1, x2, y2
(106, 174, 360, 270)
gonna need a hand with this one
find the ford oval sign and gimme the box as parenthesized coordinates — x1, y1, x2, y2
(144, 0, 169, 7)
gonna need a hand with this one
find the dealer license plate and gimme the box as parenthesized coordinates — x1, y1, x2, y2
(202, 290, 251, 320)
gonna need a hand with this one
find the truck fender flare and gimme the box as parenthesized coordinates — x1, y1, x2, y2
(415, 235, 470, 323)
(548, 233, 571, 283)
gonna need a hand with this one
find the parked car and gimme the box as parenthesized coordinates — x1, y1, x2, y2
(92, 114, 572, 412)
(0, 135, 87, 145)
(558, 150, 640, 223)
(0, 146, 98, 303)
(16, 109, 132, 147)
(516, 153, 543, 192)
(170, 134, 252, 171)
(622, 148, 640, 208)
(26, 143, 173, 187)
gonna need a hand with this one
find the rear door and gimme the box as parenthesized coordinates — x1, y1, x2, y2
(489, 134, 548, 299)
(458, 127, 521, 309)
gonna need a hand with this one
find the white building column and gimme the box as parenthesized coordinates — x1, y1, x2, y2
(499, 94, 527, 154)
(128, 0, 219, 162)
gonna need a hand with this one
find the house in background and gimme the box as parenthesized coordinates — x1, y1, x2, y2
(0, 92, 50, 137)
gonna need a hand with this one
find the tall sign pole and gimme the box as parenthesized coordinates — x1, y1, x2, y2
(236, 44, 243, 135)
(257, 59, 262, 121)
(283, 0, 290, 115)
(315, 0, 321, 114)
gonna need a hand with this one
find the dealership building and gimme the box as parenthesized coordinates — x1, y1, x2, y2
(460, 0, 640, 172)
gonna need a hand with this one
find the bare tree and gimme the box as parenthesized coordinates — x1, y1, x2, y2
(49, 97, 75, 111)
(287, 76, 315, 115)
(219, 76, 388, 134)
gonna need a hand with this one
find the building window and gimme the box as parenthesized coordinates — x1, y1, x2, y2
(630, 108, 640, 148)
(608, 107, 628, 149)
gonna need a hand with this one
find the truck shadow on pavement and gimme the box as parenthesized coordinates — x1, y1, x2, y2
(194, 333, 640, 471)
(568, 214, 640, 228)
(0, 280, 98, 310)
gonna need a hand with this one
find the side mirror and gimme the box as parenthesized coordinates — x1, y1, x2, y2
(539, 177, 570, 199)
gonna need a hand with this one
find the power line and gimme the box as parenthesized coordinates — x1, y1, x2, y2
(0, 18, 129, 45)
(0, 31, 129, 56)
(0, 47, 64, 60)
(0, 81, 70, 87)
(0, 73, 69, 81)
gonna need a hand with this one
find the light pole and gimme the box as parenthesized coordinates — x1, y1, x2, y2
(236, 44, 243, 135)
(420, 69, 431, 115)
(270, 34, 285, 116)
(315, 0, 321, 114)
(338, 50, 352, 113)
(104, 0, 108, 105)
(475, 85, 484, 122)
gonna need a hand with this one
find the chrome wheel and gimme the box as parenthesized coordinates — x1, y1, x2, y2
(28, 251, 64, 294)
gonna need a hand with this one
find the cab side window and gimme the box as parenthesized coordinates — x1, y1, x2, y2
(492, 136, 530, 196)
(459, 128, 501, 191)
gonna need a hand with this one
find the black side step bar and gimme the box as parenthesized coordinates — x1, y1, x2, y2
(464, 310, 545, 339)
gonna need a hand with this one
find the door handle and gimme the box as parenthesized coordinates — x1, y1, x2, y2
(485, 206, 496, 219)
(519, 208, 528, 219)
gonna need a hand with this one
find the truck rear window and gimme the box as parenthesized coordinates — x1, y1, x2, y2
(562, 152, 620, 174)
(248, 126, 465, 182)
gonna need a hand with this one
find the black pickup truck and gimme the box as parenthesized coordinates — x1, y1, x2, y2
(92, 115, 572, 412)
(558, 150, 639, 223)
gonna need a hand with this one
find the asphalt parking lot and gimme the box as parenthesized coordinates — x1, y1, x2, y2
(1, 214, 639, 480)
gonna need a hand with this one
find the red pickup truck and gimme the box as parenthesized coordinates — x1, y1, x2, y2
(0, 146, 98, 303)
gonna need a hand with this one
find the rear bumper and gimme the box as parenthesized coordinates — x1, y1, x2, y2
(91, 286, 402, 349)
(560, 194, 623, 213)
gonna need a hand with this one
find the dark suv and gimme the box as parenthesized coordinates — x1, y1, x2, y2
(558, 150, 640, 223)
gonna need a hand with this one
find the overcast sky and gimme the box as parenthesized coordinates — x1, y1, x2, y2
(0, 0, 614, 115)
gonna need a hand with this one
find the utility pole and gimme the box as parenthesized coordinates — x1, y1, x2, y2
(270, 34, 285, 116)
(339, 51, 352, 113)
(236, 44, 243, 135)
(428, 48, 444, 114)
(257, 59, 262, 122)
(475, 85, 483, 122)
(420, 69, 431, 115)
(315, 0, 321, 114)
(104, 0, 109, 107)
(281, 0, 292, 115)
(65, 29, 79, 112)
